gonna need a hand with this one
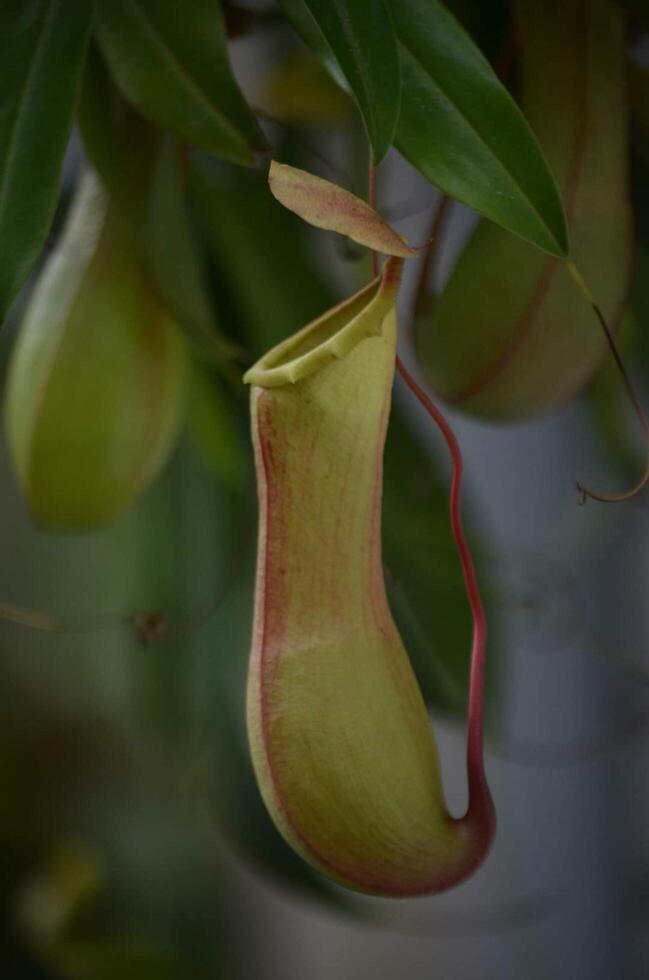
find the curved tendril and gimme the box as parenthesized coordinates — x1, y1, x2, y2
(395, 358, 493, 828)
(567, 261, 649, 504)
(367, 159, 492, 831)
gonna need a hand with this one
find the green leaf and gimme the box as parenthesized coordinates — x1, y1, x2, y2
(95, 0, 267, 165)
(78, 48, 238, 366)
(54, 939, 192, 980)
(77, 44, 154, 229)
(445, 0, 511, 64)
(279, 0, 566, 253)
(617, 0, 649, 28)
(415, 0, 631, 419)
(279, 0, 400, 162)
(186, 366, 248, 491)
(190, 158, 333, 356)
(0, 0, 93, 320)
(630, 61, 649, 167)
(390, 0, 568, 255)
(632, 229, 649, 364)
(144, 138, 241, 364)
(277, 0, 347, 89)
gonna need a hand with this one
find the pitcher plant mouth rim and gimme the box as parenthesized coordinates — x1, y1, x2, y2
(243, 258, 402, 389)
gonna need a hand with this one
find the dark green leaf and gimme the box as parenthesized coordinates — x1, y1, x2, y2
(78, 48, 238, 366)
(628, 155, 649, 363)
(77, 43, 154, 226)
(390, 0, 568, 255)
(190, 158, 332, 357)
(95, 0, 267, 165)
(54, 940, 191, 980)
(445, 0, 511, 64)
(414, 0, 631, 420)
(0, 0, 93, 320)
(144, 139, 241, 364)
(279, 0, 566, 252)
(616, 0, 649, 28)
(279, 0, 400, 161)
(630, 61, 649, 167)
(186, 366, 248, 491)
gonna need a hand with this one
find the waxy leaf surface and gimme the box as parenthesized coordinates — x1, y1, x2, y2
(280, 0, 566, 253)
(269, 161, 416, 257)
(190, 158, 332, 354)
(187, 367, 248, 492)
(390, 0, 568, 255)
(416, 0, 632, 419)
(0, 0, 93, 320)
(79, 49, 236, 366)
(95, 0, 267, 165)
(278, 0, 400, 161)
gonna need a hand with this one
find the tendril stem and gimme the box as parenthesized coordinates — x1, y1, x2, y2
(367, 156, 493, 835)
(567, 260, 649, 503)
(395, 358, 493, 829)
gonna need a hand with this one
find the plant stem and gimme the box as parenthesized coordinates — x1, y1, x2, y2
(395, 357, 493, 831)
(567, 260, 649, 503)
(411, 193, 451, 325)
(367, 163, 379, 277)
(367, 154, 494, 837)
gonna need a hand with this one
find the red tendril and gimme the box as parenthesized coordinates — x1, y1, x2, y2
(395, 358, 494, 838)
(367, 160, 494, 843)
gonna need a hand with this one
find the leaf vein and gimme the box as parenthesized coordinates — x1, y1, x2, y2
(0, 1, 59, 232)
(119, 0, 246, 151)
(397, 39, 562, 252)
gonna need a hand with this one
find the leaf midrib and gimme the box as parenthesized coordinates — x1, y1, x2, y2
(306, 0, 398, 156)
(0, 1, 58, 234)
(326, 0, 378, 147)
(396, 36, 565, 255)
(119, 0, 249, 152)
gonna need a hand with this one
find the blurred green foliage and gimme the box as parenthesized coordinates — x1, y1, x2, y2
(1, 0, 647, 974)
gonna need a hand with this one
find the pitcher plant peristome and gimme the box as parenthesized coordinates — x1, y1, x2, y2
(244, 164, 494, 897)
